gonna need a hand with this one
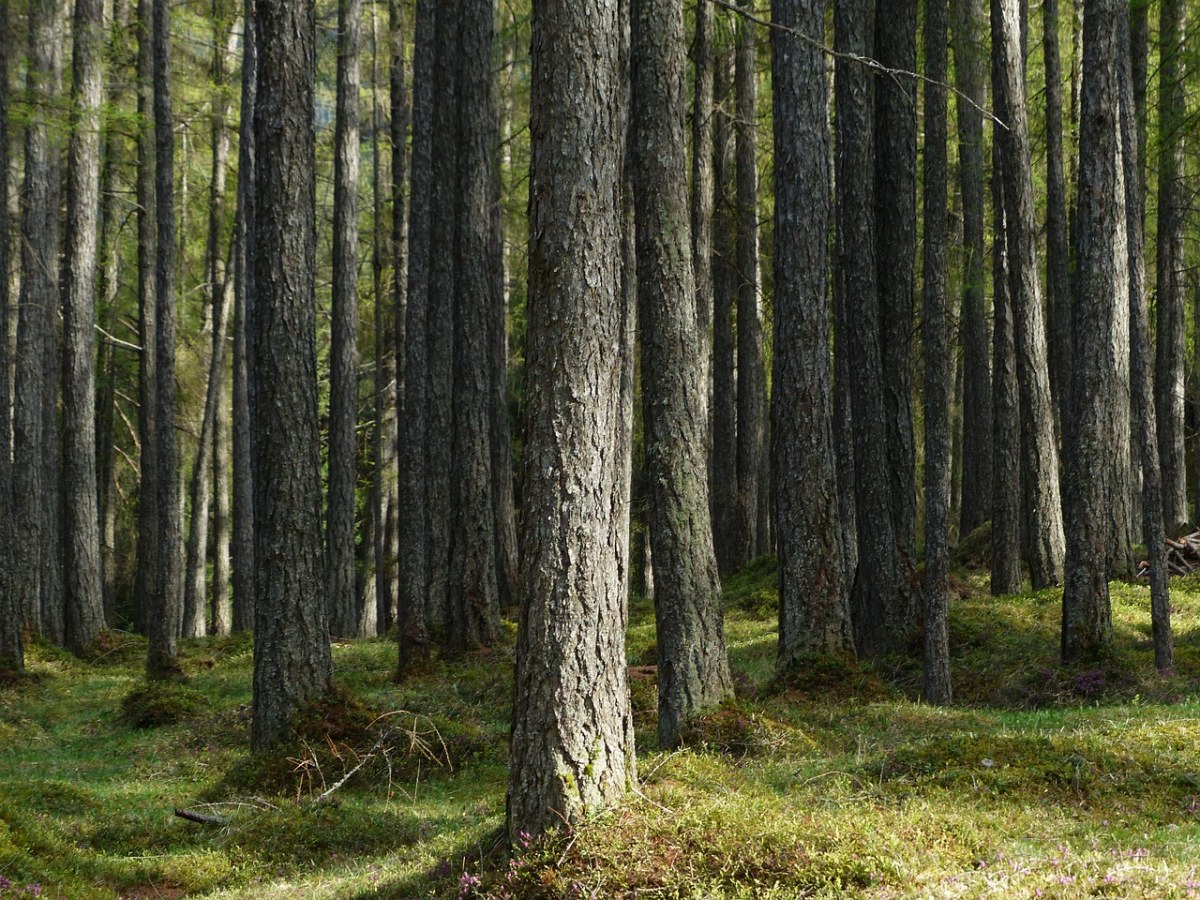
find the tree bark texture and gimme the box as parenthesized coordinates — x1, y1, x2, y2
(328, 0, 362, 638)
(250, 0, 333, 749)
(953, 0, 992, 540)
(771, 0, 851, 666)
(509, 0, 635, 840)
(1062, 0, 1123, 665)
(1154, 0, 1187, 529)
(691, 0, 714, 467)
(994, 0, 1066, 589)
(61, 0, 108, 656)
(1044, 0, 1072, 441)
(632, 0, 732, 747)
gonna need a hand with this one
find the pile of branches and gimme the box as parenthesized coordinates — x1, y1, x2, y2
(1136, 529, 1200, 579)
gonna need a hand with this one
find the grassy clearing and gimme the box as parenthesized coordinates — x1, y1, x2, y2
(3, 566, 1200, 898)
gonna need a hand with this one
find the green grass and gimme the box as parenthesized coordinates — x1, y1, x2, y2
(4, 568, 1200, 898)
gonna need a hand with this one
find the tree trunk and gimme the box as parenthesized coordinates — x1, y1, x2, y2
(327, 0, 362, 639)
(147, 0, 183, 677)
(1154, 0, 1186, 530)
(632, 0, 732, 747)
(993, 0, 1066, 589)
(508, 0, 634, 840)
(732, 2, 764, 571)
(61, 0, 108, 656)
(398, 0, 436, 672)
(1044, 0, 1072, 441)
(691, 0, 714, 469)
(922, 0, 951, 705)
(874, 0, 917, 571)
(1062, 0, 1123, 665)
(952, 0, 992, 539)
(250, 0, 333, 749)
(772, 0, 852, 667)
(231, 0, 256, 634)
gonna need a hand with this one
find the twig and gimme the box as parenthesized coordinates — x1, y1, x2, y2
(312, 732, 387, 804)
(708, 0, 1008, 131)
(174, 808, 230, 826)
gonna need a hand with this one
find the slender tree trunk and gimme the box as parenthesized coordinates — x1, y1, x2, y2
(922, 0, 951, 705)
(1062, 0, 1123, 665)
(691, 0, 714, 460)
(328, 0, 362, 638)
(508, 0, 634, 840)
(772, 0, 852, 668)
(398, 0, 435, 672)
(1044, 0, 1072, 440)
(994, 0, 1066, 589)
(1155, 0, 1186, 530)
(953, 0, 992, 539)
(61, 0, 108, 657)
(633, 0, 732, 747)
(147, 0, 183, 677)
(231, 0, 256, 634)
(874, 0, 917, 571)
(250, 0, 333, 750)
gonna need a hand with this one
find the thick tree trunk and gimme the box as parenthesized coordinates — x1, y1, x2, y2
(732, 3, 765, 571)
(922, 0, 952, 705)
(398, 0, 436, 672)
(952, 0, 992, 539)
(250, 0, 333, 749)
(1062, 0, 1123, 665)
(1044, 0, 1072, 440)
(61, 0, 108, 657)
(772, 0, 852, 667)
(508, 0, 634, 840)
(328, 0, 362, 639)
(632, 0, 732, 747)
(874, 0, 917, 571)
(1154, 0, 1186, 530)
(230, 0, 255, 634)
(147, 0, 183, 677)
(993, 0, 1066, 589)
(447, 0, 502, 652)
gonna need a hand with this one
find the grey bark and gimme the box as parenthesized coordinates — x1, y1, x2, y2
(1061, 0, 1123, 665)
(922, 0, 951, 705)
(447, 0, 502, 652)
(771, 0, 852, 667)
(508, 0, 635, 840)
(231, 0, 256, 634)
(691, 0, 714, 460)
(1154, 0, 1186, 530)
(328, 0, 362, 639)
(952, 0, 992, 539)
(250, 0, 333, 749)
(994, 0, 1066, 589)
(632, 0, 732, 746)
(874, 0, 917, 570)
(61, 0, 108, 656)
(147, 0, 183, 677)
(1044, 0, 1072, 440)
(398, 0, 435, 672)
(732, 3, 765, 571)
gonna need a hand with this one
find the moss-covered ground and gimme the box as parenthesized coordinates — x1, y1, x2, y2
(4, 560, 1200, 897)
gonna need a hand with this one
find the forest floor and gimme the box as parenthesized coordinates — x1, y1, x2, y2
(4, 558, 1200, 898)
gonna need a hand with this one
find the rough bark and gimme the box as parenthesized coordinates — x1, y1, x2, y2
(994, 0, 1066, 589)
(771, 0, 852, 667)
(922, 0, 951, 705)
(1044, 0, 1072, 440)
(508, 0, 635, 840)
(632, 0, 732, 746)
(1154, 0, 1186, 530)
(1062, 0, 1122, 665)
(398, 0, 435, 672)
(250, 0, 333, 749)
(328, 0, 362, 639)
(231, 0, 256, 634)
(147, 0, 183, 677)
(61, 0, 108, 656)
(952, 0, 992, 539)
(732, 1, 765, 570)
(874, 0, 917, 570)
(691, 0, 714, 461)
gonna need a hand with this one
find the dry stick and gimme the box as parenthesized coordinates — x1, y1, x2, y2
(174, 808, 230, 826)
(708, 0, 1008, 130)
(312, 732, 388, 804)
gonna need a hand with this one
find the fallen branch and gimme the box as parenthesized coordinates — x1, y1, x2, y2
(174, 808, 230, 826)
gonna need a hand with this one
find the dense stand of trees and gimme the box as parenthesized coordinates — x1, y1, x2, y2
(0, 0, 1197, 844)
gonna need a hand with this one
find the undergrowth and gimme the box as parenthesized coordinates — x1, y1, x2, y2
(3, 563, 1200, 897)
